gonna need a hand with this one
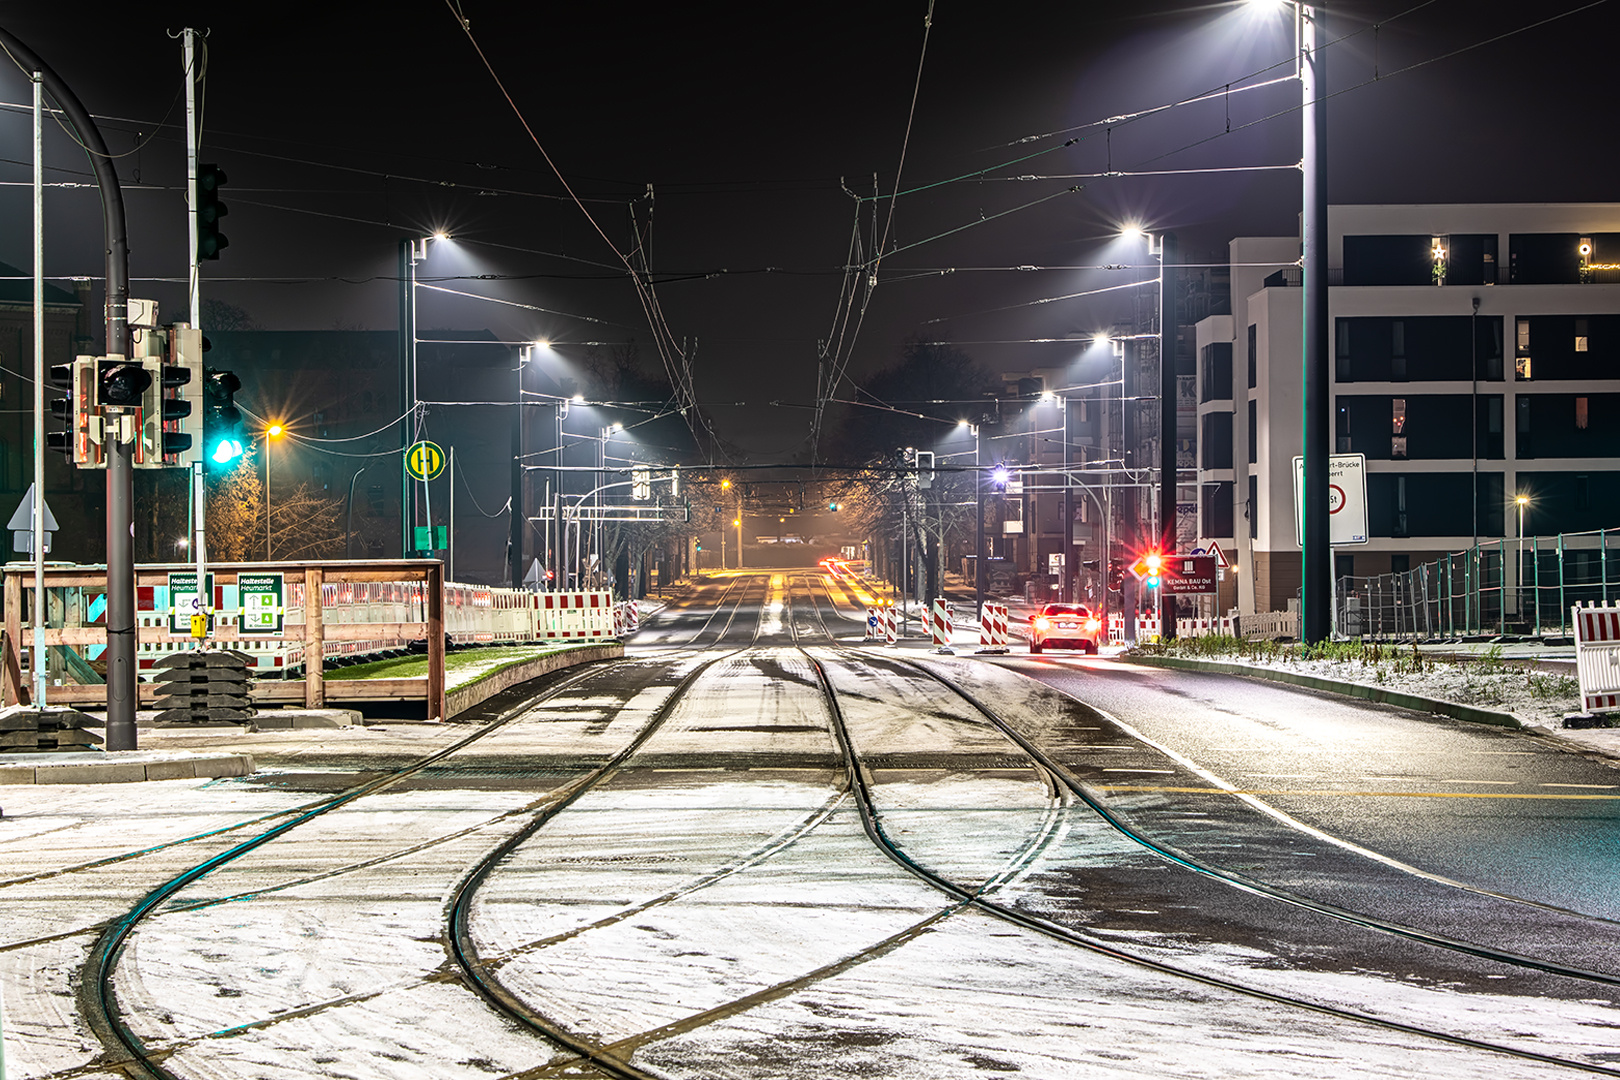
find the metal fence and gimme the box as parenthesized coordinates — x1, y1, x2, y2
(1334, 528, 1620, 639)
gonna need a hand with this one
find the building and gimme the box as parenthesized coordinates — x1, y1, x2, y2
(1195, 204, 1620, 617)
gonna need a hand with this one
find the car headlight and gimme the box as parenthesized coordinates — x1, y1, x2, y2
(1085, 618, 1100, 632)
(1034, 617, 1050, 631)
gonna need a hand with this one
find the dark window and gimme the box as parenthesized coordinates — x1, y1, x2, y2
(1391, 554, 1411, 574)
(1369, 474, 1477, 538)
(1339, 394, 1475, 459)
(1247, 324, 1257, 388)
(1203, 481, 1234, 539)
(1517, 397, 1532, 458)
(1516, 471, 1620, 533)
(1477, 472, 1504, 537)
(1337, 316, 1472, 382)
(1577, 474, 1590, 512)
(1445, 234, 1498, 286)
(366, 484, 385, 516)
(1200, 342, 1233, 403)
(1248, 399, 1258, 464)
(1336, 554, 1355, 581)
(1343, 235, 1431, 286)
(1248, 473, 1258, 539)
(1477, 395, 1504, 459)
(1510, 233, 1583, 284)
(1477, 315, 1503, 381)
(1337, 401, 1352, 454)
(1201, 412, 1233, 469)
(1513, 315, 1620, 381)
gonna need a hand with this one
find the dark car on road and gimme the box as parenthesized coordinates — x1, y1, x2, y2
(1029, 603, 1102, 654)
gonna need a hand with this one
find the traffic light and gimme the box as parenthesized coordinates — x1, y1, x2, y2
(1144, 550, 1163, 589)
(46, 362, 75, 461)
(138, 359, 194, 465)
(203, 368, 244, 469)
(99, 358, 151, 408)
(914, 450, 934, 489)
(197, 163, 228, 260)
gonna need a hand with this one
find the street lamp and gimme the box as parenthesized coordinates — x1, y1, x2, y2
(400, 231, 448, 558)
(1517, 493, 1531, 624)
(264, 422, 284, 560)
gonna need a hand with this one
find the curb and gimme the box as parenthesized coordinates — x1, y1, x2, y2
(1125, 653, 1523, 729)
(0, 750, 256, 786)
(445, 643, 622, 720)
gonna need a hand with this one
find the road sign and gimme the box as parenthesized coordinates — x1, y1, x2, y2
(8, 483, 59, 554)
(414, 525, 450, 552)
(405, 440, 446, 482)
(1205, 541, 1229, 569)
(1292, 452, 1368, 546)
(238, 572, 286, 636)
(1160, 555, 1218, 595)
(167, 571, 215, 635)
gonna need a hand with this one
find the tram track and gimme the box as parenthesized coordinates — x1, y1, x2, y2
(70, 656, 685, 1080)
(32, 572, 1616, 1078)
(820, 648, 1620, 1076)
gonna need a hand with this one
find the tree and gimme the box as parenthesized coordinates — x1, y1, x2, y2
(834, 338, 999, 465)
(201, 451, 346, 561)
(201, 298, 262, 332)
(205, 453, 263, 562)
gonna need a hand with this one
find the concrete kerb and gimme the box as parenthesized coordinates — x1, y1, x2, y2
(1126, 653, 1523, 730)
(445, 643, 622, 720)
(0, 749, 255, 786)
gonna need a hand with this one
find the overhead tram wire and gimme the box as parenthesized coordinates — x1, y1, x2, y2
(442, 2, 712, 460)
(811, 1, 937, 464)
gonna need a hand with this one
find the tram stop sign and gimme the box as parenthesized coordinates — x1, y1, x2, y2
(405, 440, 446, 482)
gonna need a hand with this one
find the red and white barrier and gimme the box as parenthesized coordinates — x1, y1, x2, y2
(540, 590, 616, 639)
(979, 602, 1009, 648)
(865, 606, 880, 640)
(1106, 611, 1163, 643)
(930, 598, 954, 648)
(883, 605, 898, 645)
(1573, 603, 1620, 713)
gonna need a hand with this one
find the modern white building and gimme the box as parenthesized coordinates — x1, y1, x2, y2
(1196, 204, 1620, 617)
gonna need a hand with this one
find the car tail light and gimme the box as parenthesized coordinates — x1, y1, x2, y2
(1034, 617, 1050, 631)
(1085, 618, 1100, 632)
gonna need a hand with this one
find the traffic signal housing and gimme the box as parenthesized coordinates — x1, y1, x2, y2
(197, 163, 228, 260)
(46, 362, 77, 462)
(140, 358, 194, 465)
(203, 368, 245, 469)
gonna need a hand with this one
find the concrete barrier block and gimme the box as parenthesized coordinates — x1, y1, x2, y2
(197, 754, 253, 779)
(42, 762, 149, 785)
(0, 765, 35, 784)
(144, 759, 199, 781)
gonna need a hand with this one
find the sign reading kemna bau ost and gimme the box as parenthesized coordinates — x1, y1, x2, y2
(1291, 452, 1369, 547)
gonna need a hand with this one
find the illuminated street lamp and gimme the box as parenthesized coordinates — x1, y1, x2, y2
(264, 421, 285, 560)
(1517, 493, 1531, 623)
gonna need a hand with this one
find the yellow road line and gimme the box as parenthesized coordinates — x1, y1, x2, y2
(1096, 785, 1620, 801)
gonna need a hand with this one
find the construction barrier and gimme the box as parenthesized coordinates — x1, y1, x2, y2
(883, 605, 898, 645)
(1573, 602, 1620, 714)
(930, 598, 954, 647)
(1176, 615, 1240, 638)
(979, 602, 1009, 648)
(1106, 612, 1162, 642)
(866, 606, 881, 640)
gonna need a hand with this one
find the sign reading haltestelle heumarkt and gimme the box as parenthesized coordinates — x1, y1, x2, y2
(237, 572, 286, 636)
(167, 572, 215, 635)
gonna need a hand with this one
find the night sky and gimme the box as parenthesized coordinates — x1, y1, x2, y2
(1, 0, 1616, 459)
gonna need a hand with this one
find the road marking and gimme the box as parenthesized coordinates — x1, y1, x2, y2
(1541, 782, 1619, 789)
(1100, 768, 1177, 774)
(1435, 779, 1516, 785)
(1246, 774, 1319, 779)
(1096, 785, 1620, 801)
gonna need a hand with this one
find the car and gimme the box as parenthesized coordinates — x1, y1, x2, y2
(1029, 603, 1103, 654)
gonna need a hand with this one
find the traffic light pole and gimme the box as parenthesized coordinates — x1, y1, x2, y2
(0, 29, 136, 748)
(183, 27, 208, 638)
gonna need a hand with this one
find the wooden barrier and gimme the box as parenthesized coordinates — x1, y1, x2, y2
(2, 560, 447, 720)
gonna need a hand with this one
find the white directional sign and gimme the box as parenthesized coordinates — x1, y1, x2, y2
(1291, 452, 1369, 547)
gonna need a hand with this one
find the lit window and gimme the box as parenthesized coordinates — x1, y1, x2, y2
(1577, 397, 1590, 430)
(1576, 318, 1589, 352)
(1392, 398, 1407, 435)
(1516, 356, 1533, 380)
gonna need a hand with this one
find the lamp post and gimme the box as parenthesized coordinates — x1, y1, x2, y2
(1516, 493, 1530, 624)
(399, 231, 448, 559)
(346, 462, 378, 560)
(264, 422, 284, 560)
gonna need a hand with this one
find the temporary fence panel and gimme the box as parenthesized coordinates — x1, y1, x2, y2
(1572, 602, 1620, 714)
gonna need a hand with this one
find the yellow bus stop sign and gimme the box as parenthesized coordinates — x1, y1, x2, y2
(405, 440, 446, 481)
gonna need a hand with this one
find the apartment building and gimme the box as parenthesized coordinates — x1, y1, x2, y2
(1196, 205, 1620, 615)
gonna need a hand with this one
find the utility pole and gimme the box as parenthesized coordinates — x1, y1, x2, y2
(1159, 231, 1179, 641)
(1301, 3, 1332, 643)
(0, 29, 134, 748)
(182, 27, 207, 631)
(31, 69, 45, 707)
